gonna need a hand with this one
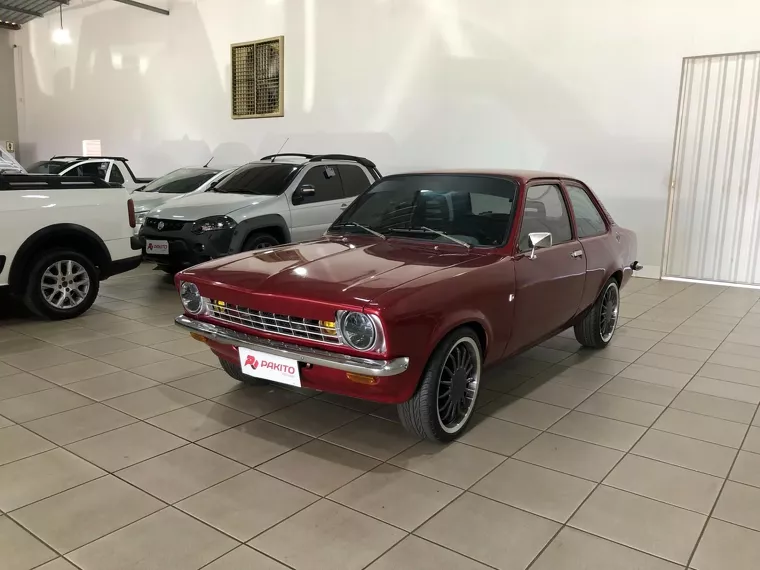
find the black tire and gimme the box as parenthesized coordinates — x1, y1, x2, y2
(23, 249, 99, 320)
(574, 278, 620, 349)
(158, 265, 181, 275)
(242, 232, 279, 252)
(218, 357, 268, 386)
(397, 327, 482, 442)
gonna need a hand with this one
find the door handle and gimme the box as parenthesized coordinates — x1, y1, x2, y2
(571, 250, 584, 258)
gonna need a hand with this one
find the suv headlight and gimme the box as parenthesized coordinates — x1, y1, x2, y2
(337, 311, 381, 351)
(135, 210, 148, 224)
(191, 216, 237, 235)
(179, 281, 204, 314)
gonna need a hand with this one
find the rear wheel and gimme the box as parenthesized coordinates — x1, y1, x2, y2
(574, 279, 620, 348)
(218, 357, 268, 386)
(398, 327, 482, 442)
(242, 232, 279, 251)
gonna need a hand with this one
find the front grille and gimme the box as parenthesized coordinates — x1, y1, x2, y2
(208, 300, 341, 345)
(145, 218, 186, 232)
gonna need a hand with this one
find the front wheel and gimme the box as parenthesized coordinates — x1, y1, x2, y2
(397, 328, 482, 442)
(574, 279, 620, 348)
(242, 232, 279, 252)
(24, 250, 99, 320)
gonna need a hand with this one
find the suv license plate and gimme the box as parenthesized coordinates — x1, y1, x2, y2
(238, 347, 301, 387)
(145, 239, 169, 255)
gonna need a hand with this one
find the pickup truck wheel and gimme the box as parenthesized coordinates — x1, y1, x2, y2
(218, 357, 268, 386)
(242, 232, 279, 251)
(397, 328, 482, 442)
(24, 250, 99, 320)
(574, 279, 620, 348)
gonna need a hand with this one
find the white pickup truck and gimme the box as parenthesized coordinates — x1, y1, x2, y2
(26, 155, 153, 192)
(0, 173, 142, 319)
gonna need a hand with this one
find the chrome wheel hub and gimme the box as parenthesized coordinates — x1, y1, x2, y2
(436, 337, 481, 434)
(600, 283, 619, 342)
(41, 260, 90, 310)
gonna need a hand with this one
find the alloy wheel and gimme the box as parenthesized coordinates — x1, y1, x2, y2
(436, 337, 481, 434)
(600, 282, 619, 342)
(41, 260, 91, 310)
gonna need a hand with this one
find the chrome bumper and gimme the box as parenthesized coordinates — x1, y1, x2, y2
(175, 315, 410, 377)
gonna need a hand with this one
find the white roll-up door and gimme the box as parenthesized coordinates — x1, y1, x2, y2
(662, 51, 760, 287)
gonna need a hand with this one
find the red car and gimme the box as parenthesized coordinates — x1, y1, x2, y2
(175, 171, 640, 441)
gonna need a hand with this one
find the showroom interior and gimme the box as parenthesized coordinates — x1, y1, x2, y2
(2, 0, 760, 569)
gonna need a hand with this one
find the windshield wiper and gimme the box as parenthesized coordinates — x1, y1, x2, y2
(331, 222, 386, 240)
(386, 226, 472, 248)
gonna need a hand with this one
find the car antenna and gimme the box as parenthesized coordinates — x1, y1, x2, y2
(202, 156, 214, 168)
(270, 137, 290, 162)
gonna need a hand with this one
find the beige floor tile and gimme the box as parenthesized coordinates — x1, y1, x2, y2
(198, 419, 310, 467)
(12, 476, 163, 553)
(0, 414, 12, 428)
(577, 392, 664, 426)
(0, 516, 56, 570)
(116, 444, 247, 503)
(514, 433, 623, 482)
(456, 415, 539, 456)
(653, 409, 748, 448)
(609, 334, 659, 351)
(213, 384, 307, 416)
(604, 454, 722, 514)
(570, 485, 705, 564)
(168, 370, 243, 399)
(562, 354, 630, 375)
(690, 518, 760, 570)
(540, 335, 583, 353)
(523, 345, 574, 363)
(499, 355, 554, 377)
(715, 341, 760, 358)
(103, 385, 202, 419)
(479, 395, 569, 429)
(472, 458, 594, 523)
(511, 378, 594, 408)
(204, 546, 289, 570)
(624, 319, 677, 334)
(743, 426, 760, 454)
(593, 345, 646, 363)
(152, 337, 208, 356)
(258, 439, 379, 495)
(713, 480, 760, 532)
(617, 364, 693, 389)
(672, 325, 728, 341)
(535, 365, 613, 391)
(96, 346, 175, 369)
(0, 361, 20, 378)
(0, 449, 105, 511)
(417, 492, 559, 570)
(0, 388, 93, 423)
(481, 370, 531, 393)
(632, 429, 737, 477)
(2, 346, 86, 372)
(146, 401, 252, 441)
(698, 362, 760, 387)
(65, 337, 140, 358)
(65, 370, 158, 401)
(709, 351, 760, 372)
(177, 470, 317, 541)
(649, 341, 713, 362)
(530, 527, 682, 570)
(615, 326, 668, 341)
(685, 376, 760, 405)
(35, 558, 79, 569)
(729, 450, 760, 488)
(0, 373, 56, 401)
(662, 333, 722, 350)
(130, 357, 213, 383)
(67, 507, 236, 570)
(367, 535, 492, 570)
(321, 415, 421, 460)
(0, 338, 49, 358)
(599, 376, 679, 405)
(549, 411, 646, 451)
(251, 500, 405, 570)
(34, 359, 121, 386)
(117, 328, 186, 346)
(390, 441, 504, 488)
(315, 392, 382, 413)
(66, 422, 185, 471)
(0, 425, 55, 466)
(330, 464, 462, 530)
(186, 350, 223, 368)
(24, 403, 136, 446)
(262, 399, 361, 437)
(670, 391, 757, 424)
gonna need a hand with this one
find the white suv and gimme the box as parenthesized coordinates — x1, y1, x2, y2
(139, 154, 380, 273)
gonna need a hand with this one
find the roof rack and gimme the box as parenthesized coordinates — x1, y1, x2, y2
(307, 154, 377, 169)
(260, 153, 316, 162)
(51, 155, 129, 162)
(0, 174, 114, 190)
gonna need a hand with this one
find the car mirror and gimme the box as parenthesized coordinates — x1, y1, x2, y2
(299, 184, 316, 197)
(528, 232, 552, 260)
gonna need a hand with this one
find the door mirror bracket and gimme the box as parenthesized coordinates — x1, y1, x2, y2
(528, 232, 552, 260)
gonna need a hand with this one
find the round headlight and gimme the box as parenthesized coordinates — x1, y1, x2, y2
(179, 282, 203, 314)
(340, 311, 377, 350)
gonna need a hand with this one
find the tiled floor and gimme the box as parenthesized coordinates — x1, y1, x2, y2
(1, 265, 760, 569)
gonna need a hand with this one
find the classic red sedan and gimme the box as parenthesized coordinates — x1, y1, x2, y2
(175, 171, 640, 441)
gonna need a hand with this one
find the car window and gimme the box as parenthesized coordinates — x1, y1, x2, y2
(296, 165, 344, 204)
(26, 161, 68, 174)
(139, 168, 219, 194)
(214, 163, 298, 195)
(566, 184, 607, 238)
(110, 164, 125, 185)
(518, 184, 573, 251)
(74, 161, 108, 180)
(338, 165, 372, 197)
(331, 174, 517, 247)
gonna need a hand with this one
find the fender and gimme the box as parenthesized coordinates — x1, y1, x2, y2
(8, 224, 112, 294)
(425, 308, 494, 363)
(228, 214, 292, 252)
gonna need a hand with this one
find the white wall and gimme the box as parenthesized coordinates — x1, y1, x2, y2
(0, 30, 18, 150)
(13, 0, 760, 275)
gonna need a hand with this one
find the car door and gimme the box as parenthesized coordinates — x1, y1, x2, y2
(506, 182, 586, 354)
(288, 164, 346, 241)
(337, 164, 374, 208)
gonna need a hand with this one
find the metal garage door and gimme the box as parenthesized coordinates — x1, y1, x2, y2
(662, 51, 760, 287)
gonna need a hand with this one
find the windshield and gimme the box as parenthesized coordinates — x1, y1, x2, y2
(331, 174, 518, 247)
(27, 161, 68, 174)
(139, 168, 220, 193)
(213, 163, 298, 195)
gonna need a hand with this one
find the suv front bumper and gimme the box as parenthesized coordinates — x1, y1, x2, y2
(139, 224, 235, 268)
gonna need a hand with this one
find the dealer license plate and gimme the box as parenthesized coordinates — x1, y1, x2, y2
(238, 347, 301, 387)
(145, 239, 169, 255)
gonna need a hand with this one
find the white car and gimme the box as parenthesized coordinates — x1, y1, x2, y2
(0, 172, 142, 319)
(139, 154, 380, 273)
(0, 148, 25, 174)
(26, 155, 153, 192)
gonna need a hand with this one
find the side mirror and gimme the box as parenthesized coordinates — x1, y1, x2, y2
(528, 232, 552, 260)
(299, 184, 316, 197)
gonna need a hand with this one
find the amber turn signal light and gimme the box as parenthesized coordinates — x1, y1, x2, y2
(190, 333, 208, 344)
(346, 373, 379, 385)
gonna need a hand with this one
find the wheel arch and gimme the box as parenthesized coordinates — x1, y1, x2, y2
(229, 214, 292, 252)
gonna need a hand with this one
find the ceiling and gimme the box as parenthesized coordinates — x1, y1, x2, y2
(0, 0, 67, 27)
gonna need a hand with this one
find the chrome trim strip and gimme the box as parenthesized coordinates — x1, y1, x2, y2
(175, 315, 410, 377)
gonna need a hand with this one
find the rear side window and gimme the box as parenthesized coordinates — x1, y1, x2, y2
(27, 161, 67, 174)
(110, 164, 125, 185)
(566, 184, 607, 238)
(518, 184, 573, 251)
(338, 165, 372, 197)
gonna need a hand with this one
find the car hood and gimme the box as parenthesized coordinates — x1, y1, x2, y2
(183, 238, 484, 308)
(149, 192, 278, 221)
(132, 193, 177, 211)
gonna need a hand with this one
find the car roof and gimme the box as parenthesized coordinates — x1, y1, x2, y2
(391, 169, 577, 183)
